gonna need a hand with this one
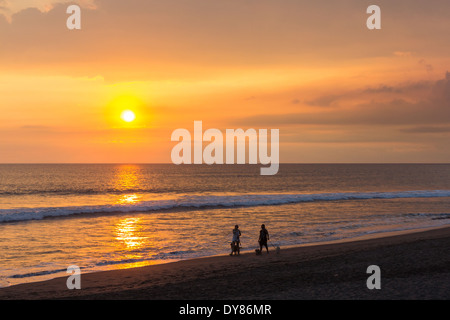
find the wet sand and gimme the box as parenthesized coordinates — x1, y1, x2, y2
(1, 226, 449, 300)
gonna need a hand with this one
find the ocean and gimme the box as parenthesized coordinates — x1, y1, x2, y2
(1, 163, 450, 287)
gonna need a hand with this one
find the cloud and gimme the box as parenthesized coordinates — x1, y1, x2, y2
(363, 85, 402, 94)
(394, 51, 414, 57)
(418, 59, 433, 73)
(305, 94, 343, 107)
(0, 0, 96, 19)
(2, 0, 450, 82)
(20, 125, 55, 131)
(299, 81, 427, 111)
(237, 72, 450, 127)
(400, 126, 450, 134)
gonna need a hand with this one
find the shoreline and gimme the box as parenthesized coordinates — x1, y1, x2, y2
(3, 224, 447, 287)
(1, 225, 449, 299)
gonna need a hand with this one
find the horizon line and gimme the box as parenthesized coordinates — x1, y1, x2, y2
(1, 162, 449, 165)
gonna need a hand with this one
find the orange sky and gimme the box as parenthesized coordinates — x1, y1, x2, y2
(1, 0, 450, 163)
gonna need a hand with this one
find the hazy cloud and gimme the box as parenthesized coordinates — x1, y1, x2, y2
(418, 59, 433, 73)
(0, 0, 96, 19)
(2, 0, 450, 81)
(20, 125, 55, 130)
(363, 85, 402, 94)
(305, 94, 343, 107)
(238, 72, 450, 127)
(400, 126, 450, 134)
(394, 51, 414, 57)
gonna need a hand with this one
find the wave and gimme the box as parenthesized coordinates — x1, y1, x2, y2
(7, 253, 194, 280)
(401, 212, 450, 220)
(9, 268, 72, 279)
(0, 187, 170, 196)
(1, 190, 450, 223)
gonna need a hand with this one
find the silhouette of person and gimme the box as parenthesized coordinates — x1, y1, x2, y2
(258, 224, 269, 254)
(230, 225, 241, 255)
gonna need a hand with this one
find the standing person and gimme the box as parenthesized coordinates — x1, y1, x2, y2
(258, 224, 270, 254)
(230, 225, 241, 255)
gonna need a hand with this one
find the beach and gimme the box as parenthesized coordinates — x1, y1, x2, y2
(1, 226, 449, 300)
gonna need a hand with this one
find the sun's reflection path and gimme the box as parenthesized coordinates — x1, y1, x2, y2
(109, 165, 162, 269)
(113, 165, 143, 205)
(117, 194, 139, 204)
(114, 217, 147, 250)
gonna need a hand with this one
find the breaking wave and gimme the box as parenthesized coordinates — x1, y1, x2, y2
(1, 190, 450, 223)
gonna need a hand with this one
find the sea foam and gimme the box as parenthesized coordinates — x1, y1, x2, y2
(1, 190, 450, 223)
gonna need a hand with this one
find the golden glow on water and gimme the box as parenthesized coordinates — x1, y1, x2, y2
(109, 164, 165, 270)
(114, 164, 139, 189)
(111, 216, 173, 271)
(114, 217, 148, 250)
(113, 164, 143, 205)
(118, 194, 139, 204)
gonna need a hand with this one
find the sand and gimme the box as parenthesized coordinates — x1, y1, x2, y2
(0, 226, 449, 300)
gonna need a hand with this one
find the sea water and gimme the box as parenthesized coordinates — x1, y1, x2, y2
(1, 164, 449, 286)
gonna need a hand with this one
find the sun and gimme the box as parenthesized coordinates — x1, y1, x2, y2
(105, 94, 149, 127)
(121, 110, 136, 122)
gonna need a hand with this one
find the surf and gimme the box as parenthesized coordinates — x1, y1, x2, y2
(1, 190, 450, 223)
